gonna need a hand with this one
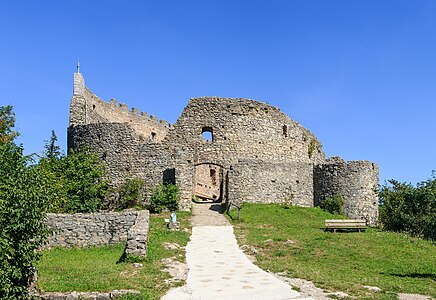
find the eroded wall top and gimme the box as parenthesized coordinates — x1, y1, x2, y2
(70, 72, 170, 142)
(164, 96, 325, 166)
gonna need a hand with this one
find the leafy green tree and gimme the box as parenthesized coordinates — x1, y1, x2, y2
(148, 183, 179, 213)
(0, 107, 49, 298)
(379, 174, 436, 240)
(37, 131, 109, 213)
(36, 131, 68, 212)
(0, 105, 18, 143)
(43, 130, 62, 159)
(61, 149, 109, 213)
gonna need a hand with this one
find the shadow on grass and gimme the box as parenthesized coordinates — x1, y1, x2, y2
(381, 272, 436, 280)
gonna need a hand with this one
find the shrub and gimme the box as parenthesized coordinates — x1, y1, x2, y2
(116, 178, 145, 210)
(379, 175, 435, 240)
(320, 194, 344, 214)
(148, 183, 179, 213)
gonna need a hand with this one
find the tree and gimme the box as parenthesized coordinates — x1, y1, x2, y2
(37, 131, 109, 213)
(0, 105, 18, 143)
(43, 130, 61, 159)
(0, 107, 49, 298)
(61, 149, 109, 213)
(379, 174, 436, 240)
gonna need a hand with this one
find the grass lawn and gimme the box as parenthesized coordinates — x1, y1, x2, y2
(227, 203, 436, 300)
(37, 211, 191, 299)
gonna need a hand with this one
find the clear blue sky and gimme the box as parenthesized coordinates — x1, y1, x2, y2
(1, 0, 435, 184)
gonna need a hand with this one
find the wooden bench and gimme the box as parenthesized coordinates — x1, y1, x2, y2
(325, 219, 367, 232)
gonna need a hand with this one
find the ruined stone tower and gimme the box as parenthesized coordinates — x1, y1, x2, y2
(68, 71, 379, 225)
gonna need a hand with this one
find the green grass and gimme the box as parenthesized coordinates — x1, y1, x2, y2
(37, 211, 191, 299)
(227, 203, 436, 300)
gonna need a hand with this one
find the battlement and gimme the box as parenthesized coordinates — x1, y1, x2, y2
(106, 98, 171, 128)
(69, 72, 170, 142)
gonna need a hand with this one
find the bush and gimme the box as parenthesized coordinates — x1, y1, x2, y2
(116, 178, 145, 210)
(36, 131, 109, 213)
(148, 183, 179, 213)
(0, 107, 49, 298)
(320, 194, 344, 214)
(380, 175, 435, 240)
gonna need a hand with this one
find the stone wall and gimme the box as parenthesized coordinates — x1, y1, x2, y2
(45, 211, 147, 248)
(156, 96, 326, 207)
(228, 159, 314, 207)
(67, 72, 379, 221)
(70, 72, 170, 142)
(67, 123, 146, 187)
(164, 97, 325, 167)
(314, 157, 379, 226)
(36, 290, 140, 300)
(125, 210, 150, 258)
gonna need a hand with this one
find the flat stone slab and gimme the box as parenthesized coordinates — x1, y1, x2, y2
(163, 225, 308, 300)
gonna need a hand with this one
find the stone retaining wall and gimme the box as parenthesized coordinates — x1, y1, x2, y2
(36, 290, 140, 300)
(45, 211, 147, 250)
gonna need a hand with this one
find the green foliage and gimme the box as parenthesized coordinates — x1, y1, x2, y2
(37, 132, 109, 213)
(320, 194, 344, 214)
(0, 107, 49, 298)
(116, 178, 145, 210)
(43, 130, 62, 159)
(148, 183, 179, 213)
(61, 150, 109, 213)
(0, 105, 18, 143)
(379, 174, 436, 240)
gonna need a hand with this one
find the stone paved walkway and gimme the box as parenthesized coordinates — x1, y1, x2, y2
(162, 203, 312, 300)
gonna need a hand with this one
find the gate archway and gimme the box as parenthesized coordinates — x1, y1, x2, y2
(193, 163, 224, 201)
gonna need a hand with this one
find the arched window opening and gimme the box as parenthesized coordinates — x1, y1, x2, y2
(201, 127, 213, 142)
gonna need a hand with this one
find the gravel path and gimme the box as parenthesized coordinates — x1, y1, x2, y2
(162, 203, 310, 300)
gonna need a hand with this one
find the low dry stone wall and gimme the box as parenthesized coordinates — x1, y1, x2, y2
(36, 290, 140, 300)
(45, 211, 149, 253)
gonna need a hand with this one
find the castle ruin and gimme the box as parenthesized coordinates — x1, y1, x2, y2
(68, 70, 379, 225)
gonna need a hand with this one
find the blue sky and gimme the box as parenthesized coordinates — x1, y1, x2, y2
(1, 0, 435, 184)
